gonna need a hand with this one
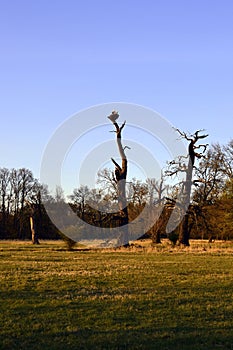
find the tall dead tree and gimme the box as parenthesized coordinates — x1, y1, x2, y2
(108, 111, 129, 247)
(26, 190, 42, 244)
(25, 202, 40, 244)
(29, 204, 40, 245)
(167, 129, 208, 246)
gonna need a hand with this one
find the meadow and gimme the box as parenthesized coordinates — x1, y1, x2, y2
(0, 240, 233, 350)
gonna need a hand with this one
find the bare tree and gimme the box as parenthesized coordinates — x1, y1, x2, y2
(193, 145, 225, 205)
(192, 143, 232, 241)
(128, 178, 148, 207)
(0, 168, 11, 238)
(54, 185, 65, 203)
(166, 129, 208, 246)
(26, 200, 40, 244)
(97, 168, 118, 202)
(8, 168, 38, 238)
(108, 111, 129, 247)
(69, 185, 91, 220)
(223, 139, 233, 178)
(146, 175, 168, 203)
(146, 175, 168, 244)
(26, 181, 51, 244)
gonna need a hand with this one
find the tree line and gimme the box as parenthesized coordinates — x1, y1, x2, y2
(0, 138, 232, 245)
(0, 168, 59, 241)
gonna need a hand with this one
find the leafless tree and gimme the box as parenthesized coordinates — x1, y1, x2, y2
(128, 178, 148, 207)
(25, 199, 40, 245)
(166, 129, 208, 246)
(223, 139, 233, 178)
(146, 175, 169, 244)
(0, 168, 11, 237)
(69, 185, 91, 220)
(97, 168, 118, 202)
(108, 111, 129, 247)
(192, 142, 232, 241)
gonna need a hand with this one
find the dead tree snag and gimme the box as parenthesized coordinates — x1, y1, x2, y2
(108, 111, 129, 247)
(167, 129, 208, 246)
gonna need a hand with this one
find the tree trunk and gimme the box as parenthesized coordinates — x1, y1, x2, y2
(178, 155, 193, 246)
(179, 212, 190, 246)
(152, 228, 161, 244)
(30, 205, 40, 244)
(30, 214, 40, 245)
(151, 209, 162, 244)
(114, 158, 129, 246)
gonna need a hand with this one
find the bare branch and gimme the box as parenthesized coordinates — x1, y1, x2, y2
(193, 130, 208, 139)
(120, 120, 126, 132)
(111, 158, 121, 171)
(194, 144, 209, 152)
(175, 128, 208, 144)
(174, 128, 193, 141)
(165, 169, 180, 177)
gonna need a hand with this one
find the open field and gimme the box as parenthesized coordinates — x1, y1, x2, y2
(0, 240, 233, 349)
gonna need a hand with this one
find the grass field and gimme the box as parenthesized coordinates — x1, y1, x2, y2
(0, 240, 233, 350)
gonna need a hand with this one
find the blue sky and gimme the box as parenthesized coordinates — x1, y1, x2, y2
(1, 0, 233, 189)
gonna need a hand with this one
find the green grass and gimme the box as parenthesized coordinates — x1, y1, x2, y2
(0, 240, 233, 350)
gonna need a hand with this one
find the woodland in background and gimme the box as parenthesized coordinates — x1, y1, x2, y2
(0, 139, 232, 244)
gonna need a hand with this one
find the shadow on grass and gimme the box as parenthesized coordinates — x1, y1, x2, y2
(1, 324, 233, 350)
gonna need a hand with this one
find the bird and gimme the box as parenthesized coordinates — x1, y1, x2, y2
(107, 110, 119, 123)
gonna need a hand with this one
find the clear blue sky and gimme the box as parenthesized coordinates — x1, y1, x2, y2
(1, 0, 233, 187)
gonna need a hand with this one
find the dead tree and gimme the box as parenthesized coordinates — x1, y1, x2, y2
(25, 191, 42, 244)
(166, 129, 208, 246)
(108, 111, 129, 247)
(29, 204, 40, 244)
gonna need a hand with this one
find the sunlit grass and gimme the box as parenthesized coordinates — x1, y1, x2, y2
(0, 240, 233, 349)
